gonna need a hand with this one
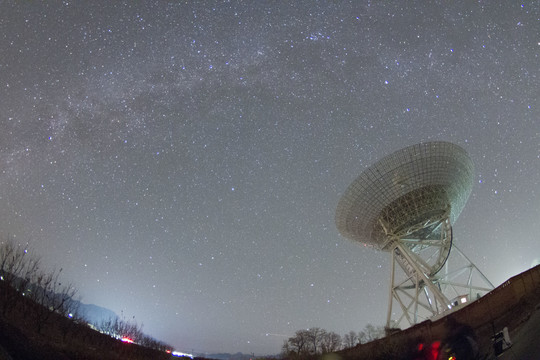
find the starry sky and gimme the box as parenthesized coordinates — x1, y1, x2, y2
(1, 0, 539, 355)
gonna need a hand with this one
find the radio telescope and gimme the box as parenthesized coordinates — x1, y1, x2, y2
(335, 141, 493, 329)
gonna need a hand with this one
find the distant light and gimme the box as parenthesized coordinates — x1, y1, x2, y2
(460, 297, 467, 304)
(121, 337, 134, 344)
(172, 351, 194, 358)
(68, 313, 73, 318)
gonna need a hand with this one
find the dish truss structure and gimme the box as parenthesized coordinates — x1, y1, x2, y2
(335, 142, 494, 329)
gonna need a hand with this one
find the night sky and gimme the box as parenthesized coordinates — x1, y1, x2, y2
(1, 1, 539, 355)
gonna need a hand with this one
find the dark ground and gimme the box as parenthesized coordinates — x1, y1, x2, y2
(0, 284, 172, 360)
(334, 266, 540, 360)
(0, 319, 70, 360)
(498, 307, 540, 360)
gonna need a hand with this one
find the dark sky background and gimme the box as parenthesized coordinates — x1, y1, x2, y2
(1, 0, 539, 355)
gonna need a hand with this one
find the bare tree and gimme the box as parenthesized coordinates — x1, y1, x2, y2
(306, 327, 325, 355)
(139, 334, 172, 351)
(59, 295, 83, 342)
(320, 331, 341, 353)
(281, 339, 292, 358)
(0, 237, 41, 315)
(363, 323, 385, 342)
(283, 327, 341, 357)
(96, 317, 116, 337)
(29, 267, 78, 333)
(282, 329, 312, 357)
(284, 324, 388, 358)
(342, 330, 358, 348)
(351, 323, 386, 346)
(95, 314, 144, 343)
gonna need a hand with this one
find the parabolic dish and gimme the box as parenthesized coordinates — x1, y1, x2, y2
(335, 141, 474, 251)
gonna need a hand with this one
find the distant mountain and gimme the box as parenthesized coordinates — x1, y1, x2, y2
(199, 352, 278, 360)
(6, 272, 118, 326)
(200, 353, 252, 360)
(75, 301, 118, 325)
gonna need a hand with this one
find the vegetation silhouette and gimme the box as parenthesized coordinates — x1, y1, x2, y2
(0, 237, 176, 359)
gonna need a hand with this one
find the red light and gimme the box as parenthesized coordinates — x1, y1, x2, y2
(417, 343, 424, 351)
(429, 341, 441, 360)
(121, 337, 134, 344)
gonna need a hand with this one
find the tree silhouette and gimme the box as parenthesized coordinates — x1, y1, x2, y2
(0, 237, 41, 315)
(321, 331, 341, 353)
(342, 330, 358, 348)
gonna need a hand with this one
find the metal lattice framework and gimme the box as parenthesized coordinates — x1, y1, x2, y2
(335, 142, 493, 329)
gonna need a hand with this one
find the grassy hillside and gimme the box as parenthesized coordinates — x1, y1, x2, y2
(0, 282, 173, 360)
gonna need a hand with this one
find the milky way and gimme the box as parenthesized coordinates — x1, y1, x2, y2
(1, 1, 539, 354)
